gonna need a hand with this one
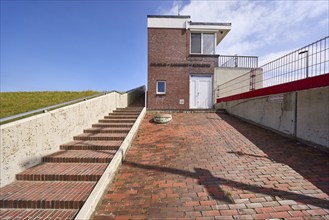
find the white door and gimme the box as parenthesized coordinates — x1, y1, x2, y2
(189, 76, 212, 109)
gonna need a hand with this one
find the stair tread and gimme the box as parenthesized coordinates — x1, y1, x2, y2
(61, 140, 122, 147)
(114, 110, 141, 113)
(0, 181, 95, 209)
(75, 133, 127, 138)
(74, 133, 126, 141)
(117, 107, 143, 110)
(84, 127, 130, 133)
(105, 115, 138, 119)
(60, 140, 122, 150)
(99, 118, 135, 121)
(98, 119, 136, 124)
(92, 123, 133, 127)
(0, 208, 78, 219)
(111, 112, 140, 115)
(43, 150, 116, 163)
(17, 163, 107, 181)
(44, 149, 116, 159)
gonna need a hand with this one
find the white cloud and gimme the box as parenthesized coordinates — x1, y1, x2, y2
(162, 0, 329, 61)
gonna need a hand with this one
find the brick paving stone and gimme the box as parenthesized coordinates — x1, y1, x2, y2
(0, 209, 78, 220)
(93, 112, 329, 219)
(270, 211, 291, 218)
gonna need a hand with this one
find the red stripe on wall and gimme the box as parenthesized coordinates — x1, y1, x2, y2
(216, 73, 329, 103)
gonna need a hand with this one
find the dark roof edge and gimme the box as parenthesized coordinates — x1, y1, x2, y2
(190, 22, 231, 26)
(147, 15, 191, 19)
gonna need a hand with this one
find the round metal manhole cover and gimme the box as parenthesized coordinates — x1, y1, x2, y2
(153, 114, 172, 124)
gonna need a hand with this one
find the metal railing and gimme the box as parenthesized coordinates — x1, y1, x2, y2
(217, 36, 329, 99)
(219, 55, 258, 68)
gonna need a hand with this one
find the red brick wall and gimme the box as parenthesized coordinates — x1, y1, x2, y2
(147, 28, 218, 109)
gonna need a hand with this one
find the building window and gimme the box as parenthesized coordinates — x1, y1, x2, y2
(190, 33, 215, 55)
(156, 81, 166, 94)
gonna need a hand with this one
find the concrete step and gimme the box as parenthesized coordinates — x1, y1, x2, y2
(92, 123, 133, 128)
(104, 115, 138, 119)
(74, 133, 127, 141)
(84, 127, 130, 134)
(43, 150, 116, 163)
(0, 181, 95, 209)
(98, 119, 136, 123)
(116, 107, 143, 111)
(111, 112, 140, 116)
(16, 163, 107, 181)
(60, 141, 122, 150)
(0, 208, 78, 219)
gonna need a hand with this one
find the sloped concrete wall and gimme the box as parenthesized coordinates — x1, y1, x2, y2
(296, 87, 329, 148)
(0, 87, 145, 187)
(216, 86, 328, 150)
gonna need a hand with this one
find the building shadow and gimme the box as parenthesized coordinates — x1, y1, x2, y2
(123, 161, 329, 209)
(128, 93, 145, 107)
(216, 112, 329, 197)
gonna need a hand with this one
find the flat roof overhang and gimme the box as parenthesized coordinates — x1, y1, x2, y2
(189, 22, 231, 45)
(147, 15, 232, 45)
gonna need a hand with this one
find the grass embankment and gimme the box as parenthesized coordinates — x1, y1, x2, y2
(0, 91, 100, 119)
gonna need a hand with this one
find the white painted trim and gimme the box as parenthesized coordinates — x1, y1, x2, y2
(148, 17, 189, 29)
(74, 107, 146, 220)
(156, 81, 166, 95)
(189, 24, 231, 31)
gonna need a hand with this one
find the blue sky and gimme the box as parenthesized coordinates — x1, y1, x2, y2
(1, 0, 328, 92)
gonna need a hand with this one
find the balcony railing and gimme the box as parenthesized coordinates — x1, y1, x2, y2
(219, 55, 258, 68)
(216, 36, 329, 100)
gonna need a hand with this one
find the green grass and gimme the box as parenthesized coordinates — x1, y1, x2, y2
(0, 91, 100, 119)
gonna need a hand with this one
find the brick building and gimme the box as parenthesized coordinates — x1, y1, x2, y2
(147, 15, 231, 109)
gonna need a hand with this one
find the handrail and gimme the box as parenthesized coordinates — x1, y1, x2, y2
(216, 36, 329, 100)
(219, 55, 258, 68)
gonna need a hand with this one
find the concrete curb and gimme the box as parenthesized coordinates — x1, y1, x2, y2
(74, 107, 146, 220)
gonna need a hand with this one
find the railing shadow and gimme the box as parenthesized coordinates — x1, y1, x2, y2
(226, 150, 272, 160)
(123, 161, 329, 209)
(216, 113, 329, 197)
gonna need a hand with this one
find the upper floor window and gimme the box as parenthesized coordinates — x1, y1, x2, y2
(190, 33, 215, 55)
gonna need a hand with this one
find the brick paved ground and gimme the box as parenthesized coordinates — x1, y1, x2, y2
(93, 112, 329, 220)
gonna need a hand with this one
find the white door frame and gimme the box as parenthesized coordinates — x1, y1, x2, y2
(189, 74, 213, 109)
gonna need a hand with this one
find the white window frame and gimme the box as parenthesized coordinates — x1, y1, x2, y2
(156, 81, 166, 95)
(190, 32, 216, 55)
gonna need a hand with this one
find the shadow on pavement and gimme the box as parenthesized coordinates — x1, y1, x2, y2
(124, 161, 329, 209)
(217, 113, 329, 197)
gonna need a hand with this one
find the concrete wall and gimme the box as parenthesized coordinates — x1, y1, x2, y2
(0, 87, 145, 187)
(214, 67, 263, 100)
(216, 86, 329, 150)
(297, 87, 329, 148)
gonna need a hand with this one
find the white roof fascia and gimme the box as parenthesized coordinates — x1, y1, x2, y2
(148, 17, 190, 29)
(189, 24, 231, 31)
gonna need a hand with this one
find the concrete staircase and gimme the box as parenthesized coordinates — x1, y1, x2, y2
(0, 107, 143, 220)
